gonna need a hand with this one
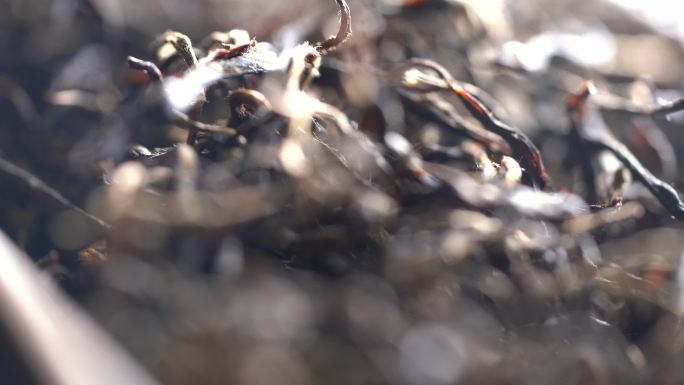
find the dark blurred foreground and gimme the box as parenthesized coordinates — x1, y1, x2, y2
(3, 1, 684, 384)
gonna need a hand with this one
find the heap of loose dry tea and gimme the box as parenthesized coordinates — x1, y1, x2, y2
(3, 1, 684, 384)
